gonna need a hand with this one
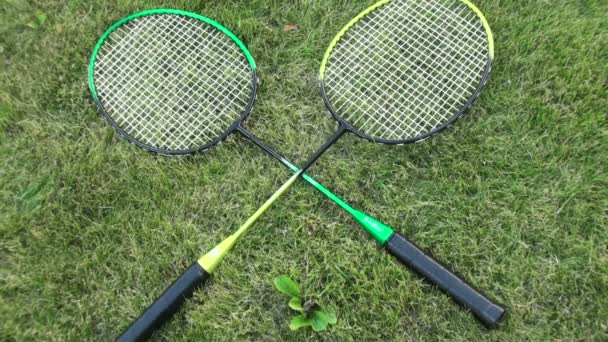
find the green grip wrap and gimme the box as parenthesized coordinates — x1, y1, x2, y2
(351, 210, 395, 244)
(284, 162, 394, 244)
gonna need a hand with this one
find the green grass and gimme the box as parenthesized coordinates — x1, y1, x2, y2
(1, 0, 607, 340)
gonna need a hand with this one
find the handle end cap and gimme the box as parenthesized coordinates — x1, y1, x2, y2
(480, 304, 506, 329)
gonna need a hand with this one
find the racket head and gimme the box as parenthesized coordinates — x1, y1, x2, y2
(88, 9, 257, 155)
(319, 0, 494, 144)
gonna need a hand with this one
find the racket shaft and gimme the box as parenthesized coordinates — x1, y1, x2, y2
(117, 171, 304, 340)
(239, 127, 394, 244)
(385, 233, 505, 328)
(117, 263, 210, 342)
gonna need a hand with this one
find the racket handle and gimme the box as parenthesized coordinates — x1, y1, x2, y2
(116, 263, 210, 342)
(385, 233, 505, 328)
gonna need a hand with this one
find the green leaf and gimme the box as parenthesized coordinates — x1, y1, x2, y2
(25, 22, 38, 29)
(36, 13, 47, 25)
(289, 315, 312, 330)
(326, 312, 337, 325)
(288, 297, 303, 312)
(319, 310, 337, 325)
(311, 311, 330, 332)
(273, 275, 300, 298)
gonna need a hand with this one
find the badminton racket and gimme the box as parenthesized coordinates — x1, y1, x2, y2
(87, 2, 503, 339)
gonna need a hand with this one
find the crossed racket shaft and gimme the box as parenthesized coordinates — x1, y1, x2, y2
(88, 2, 505, 340)
(119, 124, 504, 341)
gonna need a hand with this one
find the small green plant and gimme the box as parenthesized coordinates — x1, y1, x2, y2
(273, 275, 337, 332)
(26, 12, 47, 29)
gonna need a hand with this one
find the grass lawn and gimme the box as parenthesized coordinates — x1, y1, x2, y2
(1, 0, 607, 340)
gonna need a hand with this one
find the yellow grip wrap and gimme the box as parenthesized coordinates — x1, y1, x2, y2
(197, 235, 238, 273)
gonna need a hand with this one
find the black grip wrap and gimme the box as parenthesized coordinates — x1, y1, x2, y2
(385, 233, 505, 328)
(116, 263, 210, 342)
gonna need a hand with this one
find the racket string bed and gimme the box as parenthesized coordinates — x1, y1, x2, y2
(94, 14, 252, 151)
(323, 0, 489, 141)
(328, 12, 484, 138)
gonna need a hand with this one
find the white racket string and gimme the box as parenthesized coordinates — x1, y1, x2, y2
(94, 14, 252, 151)
(324, 0, 490, 141)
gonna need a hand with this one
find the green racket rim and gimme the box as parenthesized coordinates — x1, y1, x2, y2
(88, 8, 256, 101)
(319, 0, 495, 80)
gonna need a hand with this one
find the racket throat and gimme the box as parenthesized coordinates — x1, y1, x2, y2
(300, 125, 347, 173)
(236, 126, 295, 170)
